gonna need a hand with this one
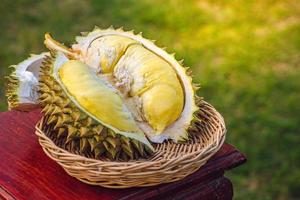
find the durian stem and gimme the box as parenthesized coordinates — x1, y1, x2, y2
(44, 33, 78, 58)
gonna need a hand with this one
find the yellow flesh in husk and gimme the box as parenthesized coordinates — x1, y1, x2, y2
(82, 35, 185, 134)
(58, 60, 142, 133)
(114, 44, 184, 134)
(83, 35, 138, 73)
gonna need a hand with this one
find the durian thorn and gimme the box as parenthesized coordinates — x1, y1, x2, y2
(94, 135, 104, 142)
(79, 127, 89, 137)
(57, 127, 66, 138)
(79, 138, 89, 153)
(47, 115, 57, 125)
(8, 65, 17, 69)
(93, 25, 100, 31)
(67, 126, 77, 139)
(117, 26, 124, 31)
(122, 144, 133, 159)
(54, 116, 64, 130)
(131, 140, 145, 156)
(106, 137, 118, 148)
(88, 138, 97, 151)
(44, 33, 78, 58)
(94, 146, 105, 158)
(80, 31, 89, 36)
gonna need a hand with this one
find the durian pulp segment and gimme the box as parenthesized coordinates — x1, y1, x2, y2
(6, 52, 49, 108)
(53, 53, 153, 150)
(77, 35, 138, 73)
(114, 44, 184, 134)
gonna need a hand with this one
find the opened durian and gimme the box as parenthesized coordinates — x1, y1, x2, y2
(6, 53, 49, 110)
(6, 26, 202, 160)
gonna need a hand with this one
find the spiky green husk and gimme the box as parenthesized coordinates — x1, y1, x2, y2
(38, 54, 152, 161)
(6, 69, 19, 109)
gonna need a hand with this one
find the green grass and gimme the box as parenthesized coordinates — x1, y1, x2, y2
(1, 0, 299, 199)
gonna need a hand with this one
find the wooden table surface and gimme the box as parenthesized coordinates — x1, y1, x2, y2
(0, 109, 246, 200)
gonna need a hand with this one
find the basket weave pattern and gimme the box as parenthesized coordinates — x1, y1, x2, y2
(35, 100, 226, 188)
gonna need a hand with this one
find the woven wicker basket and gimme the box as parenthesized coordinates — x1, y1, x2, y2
(35, 100, 226, 188)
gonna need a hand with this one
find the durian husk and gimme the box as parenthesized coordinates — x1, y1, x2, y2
(6, 70, 22, 110)
(38, 54, 152, 161)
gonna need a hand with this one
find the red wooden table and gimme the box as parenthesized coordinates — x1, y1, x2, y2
(0, 109, 246, 200)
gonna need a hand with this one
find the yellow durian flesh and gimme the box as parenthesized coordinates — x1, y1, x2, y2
(56, 58, 153, 150)
(114, 44, 184, 134)
(79, 35, 138, 73)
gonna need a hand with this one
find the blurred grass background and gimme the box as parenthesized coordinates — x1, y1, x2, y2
(0, 0, 299, 199)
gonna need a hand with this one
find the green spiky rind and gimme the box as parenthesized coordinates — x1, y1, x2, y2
(5, 68, 20, 109)
(38, 54, 152, 161)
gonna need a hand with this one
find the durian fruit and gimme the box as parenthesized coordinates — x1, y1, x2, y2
(39, 52, 154, 160)
(37, 26, 202, 161)
(45, 27, 200, 145)
(6, 53, 49, 110)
